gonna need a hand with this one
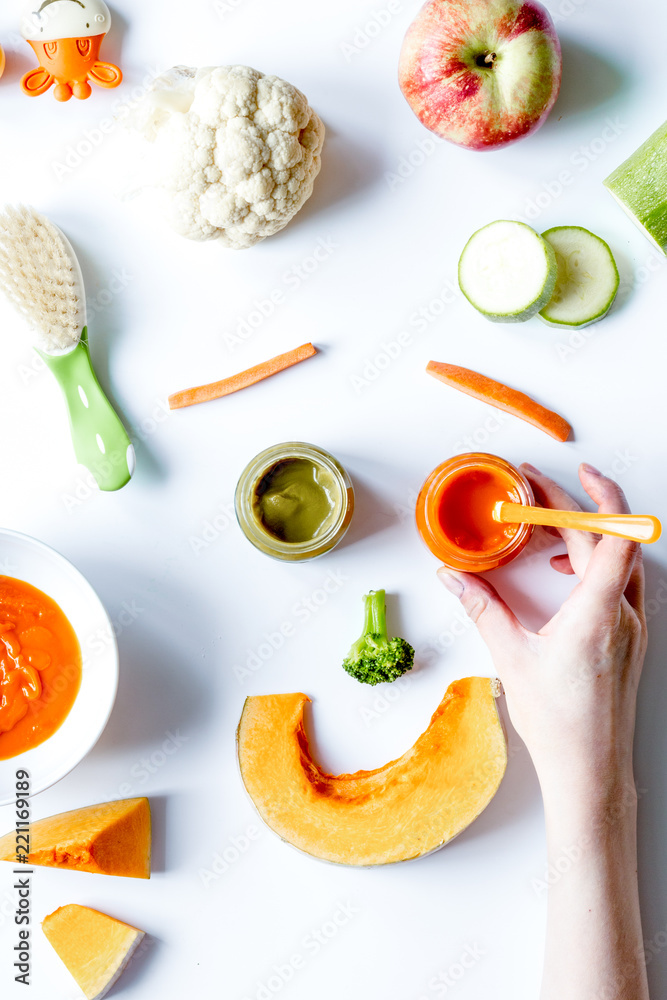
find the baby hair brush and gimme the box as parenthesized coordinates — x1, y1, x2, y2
(0, 206, 134, 491)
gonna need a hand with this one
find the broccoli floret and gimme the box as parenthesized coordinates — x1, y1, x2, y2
(343, 589, 415, 685)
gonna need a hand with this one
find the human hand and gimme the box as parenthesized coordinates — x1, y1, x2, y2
(438, 463, 647, 808)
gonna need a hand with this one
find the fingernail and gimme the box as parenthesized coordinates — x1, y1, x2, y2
(437, 569, 464, 597)
(582, 463, 602, 477)
(521, 462, 542, 476)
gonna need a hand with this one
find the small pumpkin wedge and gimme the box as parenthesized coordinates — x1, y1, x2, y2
(43, 904, 144, 1000)
(237, 676, 506, 866)
(0, 798, 151, 878)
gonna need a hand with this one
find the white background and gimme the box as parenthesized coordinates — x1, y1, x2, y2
(0, 1, 666, 998)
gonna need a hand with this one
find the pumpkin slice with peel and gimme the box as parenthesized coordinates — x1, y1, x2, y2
(43, 904, 145, 1000)
(237, 676, 506, 866)
(0, 798, 151, 878)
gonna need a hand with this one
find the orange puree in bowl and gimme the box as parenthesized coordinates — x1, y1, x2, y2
(0, 577, 81, 760)
(416, 453, 535, 573)
(438, 468, 520, 553)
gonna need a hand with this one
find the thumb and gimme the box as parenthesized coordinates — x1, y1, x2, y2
(437, 568, 530, 658)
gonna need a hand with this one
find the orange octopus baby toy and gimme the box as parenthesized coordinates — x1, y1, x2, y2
(21, 0, 122, 102)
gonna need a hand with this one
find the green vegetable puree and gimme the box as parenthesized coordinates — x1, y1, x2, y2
(252, 458, 338, 543)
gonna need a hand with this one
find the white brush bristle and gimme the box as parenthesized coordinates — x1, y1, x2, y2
(0, 206, 82, 352)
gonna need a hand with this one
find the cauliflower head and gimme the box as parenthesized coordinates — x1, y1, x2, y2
(129, 65, 325, 249)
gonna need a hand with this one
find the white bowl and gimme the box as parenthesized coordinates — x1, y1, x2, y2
(0, 529, 118, 805)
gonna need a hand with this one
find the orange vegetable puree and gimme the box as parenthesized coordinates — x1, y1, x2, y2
(438, 467, 521, 553)
(0, 577, 81, 760)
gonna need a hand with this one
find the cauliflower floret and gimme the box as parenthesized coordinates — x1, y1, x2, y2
(126, 64, 325, 249)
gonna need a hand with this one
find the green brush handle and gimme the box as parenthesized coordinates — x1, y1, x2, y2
(38, 329, 134, 492)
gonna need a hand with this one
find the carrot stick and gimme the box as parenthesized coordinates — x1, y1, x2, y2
(169, 343, 317, 410)
(426, 361, 572, 442)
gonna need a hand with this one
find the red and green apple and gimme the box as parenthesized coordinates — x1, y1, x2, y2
(399, 0, 562, 150)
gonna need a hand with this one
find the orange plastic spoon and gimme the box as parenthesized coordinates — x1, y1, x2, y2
(493, 502, 662, 544)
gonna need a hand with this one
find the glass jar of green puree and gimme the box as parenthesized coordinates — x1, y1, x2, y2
(235, 442, 355, 561)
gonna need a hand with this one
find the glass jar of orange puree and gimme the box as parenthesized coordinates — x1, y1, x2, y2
(416, 453, 535, 572)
